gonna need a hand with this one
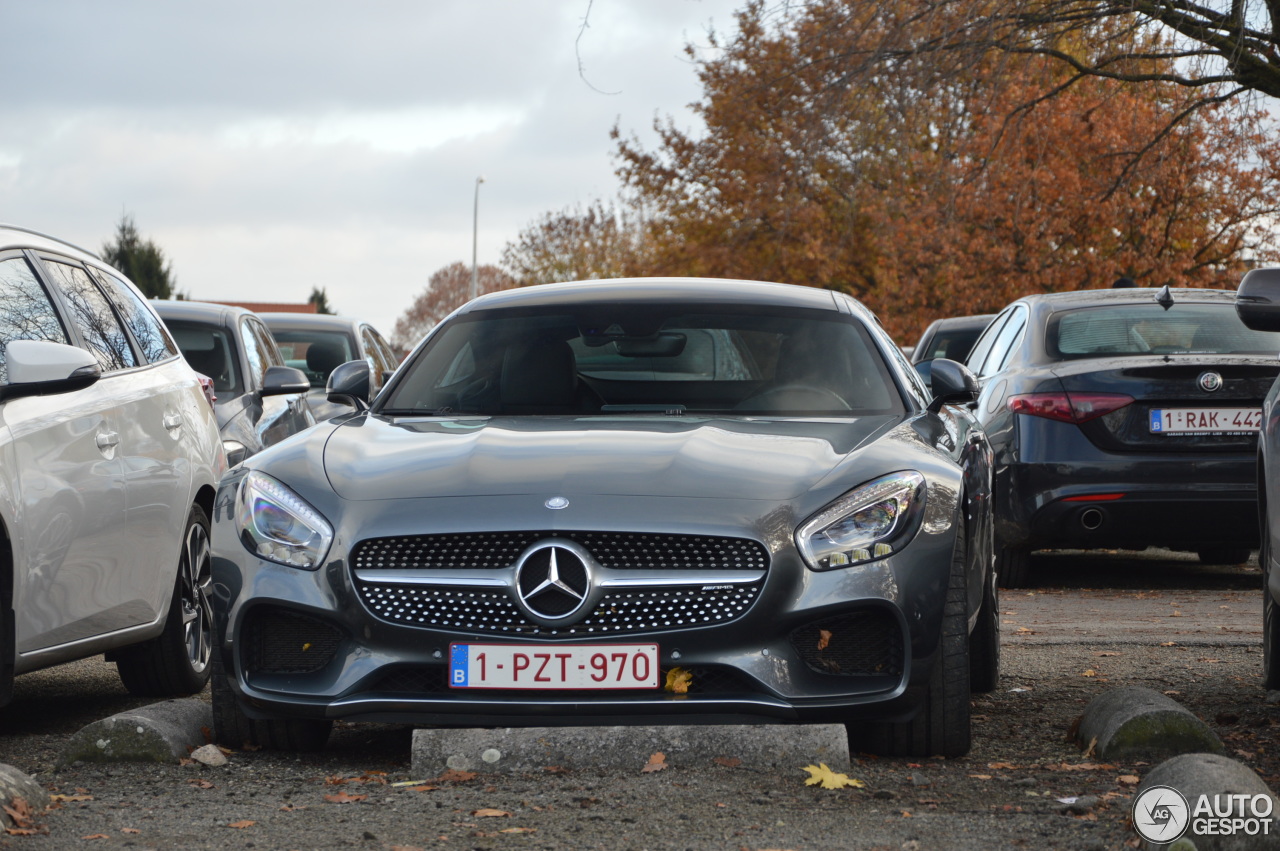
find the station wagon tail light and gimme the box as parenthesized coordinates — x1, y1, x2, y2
(795, 471, 926, 571)
(197, 374, 216, 408)
(235, 471, 333, 570)
(1007, 392, 1133, 424)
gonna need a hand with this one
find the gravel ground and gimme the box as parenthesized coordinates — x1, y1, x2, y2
(0, 554, 1274, 850)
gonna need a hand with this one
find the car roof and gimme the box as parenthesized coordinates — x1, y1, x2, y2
(258, 313, 362, 332)
(152, 299, 255, 323)
(926, 314, 995, 331)
(461, 277, 847, 314)
(1017, 287, 1237, 313)
(0, 223, 101, 261)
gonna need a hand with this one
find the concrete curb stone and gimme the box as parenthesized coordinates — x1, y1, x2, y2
(1135, 753, 1280, 851)
(56, 698, 212, 768)
(1076, 686, 1225, 761)
(411, 723, 850, 775)
(0, 763, 49, 828)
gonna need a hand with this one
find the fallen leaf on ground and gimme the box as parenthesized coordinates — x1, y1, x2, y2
(473, 808, 510, 818)
(1081, 669, 1098, 677)
(642, 752, 669, 773)
(802, 763, 865, 790)
(1117, 775, 1140, 785)
(440, 769, 478, 782)
(188, 779, 214, 790)
(968, 774, 993, 780)
(817, 629, 832, 650)
(323, 791, 368, 804)
(500, 827, 537, 834)
(403, 785, 439, 792)
(121, 828, 140, 834)
(279, 804, 308, 811)
(48, 793, 93, 802)
(81, 835, 109, 840)
(228, 820, 255, 829)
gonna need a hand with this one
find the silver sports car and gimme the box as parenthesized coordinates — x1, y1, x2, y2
(209, 278, 996, 757)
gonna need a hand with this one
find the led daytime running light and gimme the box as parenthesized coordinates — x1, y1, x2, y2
(796, 471, 926, 570)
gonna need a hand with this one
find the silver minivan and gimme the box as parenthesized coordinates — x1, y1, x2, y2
(0, 225, 224, 704)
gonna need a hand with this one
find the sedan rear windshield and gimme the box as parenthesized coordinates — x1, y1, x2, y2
(1046, 304, 1280, 361)
(380, 305, 905, 417)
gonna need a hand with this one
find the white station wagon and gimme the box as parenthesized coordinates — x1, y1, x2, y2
(0, 224, 224, 703)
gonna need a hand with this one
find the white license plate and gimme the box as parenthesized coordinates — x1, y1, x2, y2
(448, 643, 660, 690)
(1149, 407, 1261, 434)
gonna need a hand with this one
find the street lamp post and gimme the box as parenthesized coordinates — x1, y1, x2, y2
(470, 175, 485, 301)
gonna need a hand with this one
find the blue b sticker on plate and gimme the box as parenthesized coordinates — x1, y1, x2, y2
(1150, 410, 1162, 432)
(450, 645, 469, 687)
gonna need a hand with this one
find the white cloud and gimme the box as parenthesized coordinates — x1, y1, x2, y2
(1, 0, 742, 339)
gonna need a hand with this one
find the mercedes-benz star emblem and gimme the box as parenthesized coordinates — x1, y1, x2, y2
(1198, 371, 1223, 392)
(515, 543, 591, 621)
(545, 496, 569, 510)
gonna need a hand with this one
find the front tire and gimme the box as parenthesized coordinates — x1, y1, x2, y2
(855, 531, 972, 758)
(115, 504, 213, 697)
(210, 647, 332, 751)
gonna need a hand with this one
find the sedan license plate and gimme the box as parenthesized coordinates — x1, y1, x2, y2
(1149, 407, 1261, 434)
(449, 643, 660, 690)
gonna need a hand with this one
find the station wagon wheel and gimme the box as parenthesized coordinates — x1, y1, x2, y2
(115, 505, 214, 697)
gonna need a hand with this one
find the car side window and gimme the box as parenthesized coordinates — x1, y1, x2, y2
(361, 325, 393, 381)
(240, 317, 273, 388)
(42, 259, 138, 372)
(975, 307, 1027, 378)
(964, 310, 1011, 375)
(89, 268, 178, 364)
(249, 319, 285, 368)
(0, 256, 71, 383)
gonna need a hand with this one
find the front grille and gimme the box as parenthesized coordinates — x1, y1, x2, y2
(789, 610, 903, 677)
(366, 664, 759, 697)
(351, 530, 769, 637)
(356, 583, 761, 637)
(243, 607, 343, 675)
(353, 531, 769, 572)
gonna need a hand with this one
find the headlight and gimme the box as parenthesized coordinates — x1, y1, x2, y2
(235, 471, 334, 570)
(796, 471, 926, 570)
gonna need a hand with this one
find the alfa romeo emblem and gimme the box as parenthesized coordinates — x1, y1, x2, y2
(514, 541, 591, 622)
(545, 496, 569, 510)
(1198, 371, 1223, 392)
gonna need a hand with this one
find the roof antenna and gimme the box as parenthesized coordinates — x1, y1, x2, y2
(1155, 285, 1174, 310)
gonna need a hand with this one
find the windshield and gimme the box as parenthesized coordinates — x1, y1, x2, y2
(1047, 303, 1280, 360)
(380, 305, 904, 417)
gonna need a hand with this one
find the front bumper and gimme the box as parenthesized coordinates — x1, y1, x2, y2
(210, 491, 960, 728)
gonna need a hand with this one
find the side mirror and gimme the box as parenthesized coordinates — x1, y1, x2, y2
(261, 365, 310, 397)
(926, 358, 979, 412)
(0, 340, 101, 401)
(327, 360, 371, 411)
(1236, 268, 1280, 331)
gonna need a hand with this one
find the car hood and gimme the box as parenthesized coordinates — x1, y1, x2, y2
(320, 414, 900, 502)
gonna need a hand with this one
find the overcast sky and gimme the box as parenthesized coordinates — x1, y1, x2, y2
(2, 0, 742, 339)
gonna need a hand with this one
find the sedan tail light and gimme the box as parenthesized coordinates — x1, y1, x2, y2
(1008, 392, 1133, 424)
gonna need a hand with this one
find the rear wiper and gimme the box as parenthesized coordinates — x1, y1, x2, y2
(599, 404, 687, 416)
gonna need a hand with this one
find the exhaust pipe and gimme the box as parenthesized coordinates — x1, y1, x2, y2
(1080, 507, 1105, 531)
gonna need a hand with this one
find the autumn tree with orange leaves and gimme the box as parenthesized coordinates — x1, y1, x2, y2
(391, 261, 515, 351)
(501, 199, 649, 286)
(600, 1, 1280, 340)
